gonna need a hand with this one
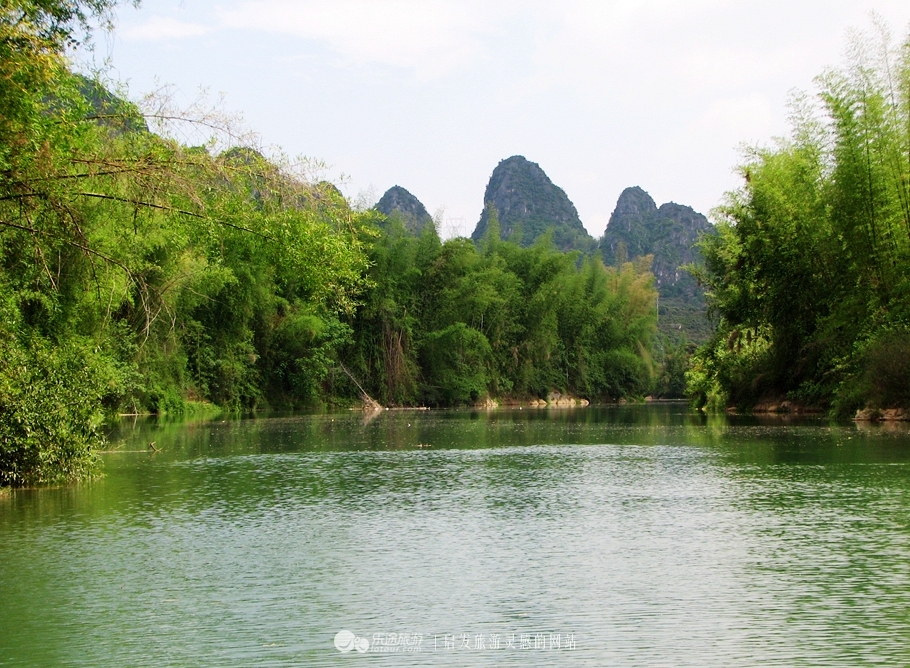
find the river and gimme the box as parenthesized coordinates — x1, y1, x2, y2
(1, 404, 909, 666)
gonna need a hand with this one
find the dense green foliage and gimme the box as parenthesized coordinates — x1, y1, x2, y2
(0, 1, 662, 486)
(347, 218, 657, 406)
(687, 25, 910, 414)
(0, 0, 372, 485)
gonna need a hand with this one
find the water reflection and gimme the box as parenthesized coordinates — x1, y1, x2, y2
(1, 405, 909, 666)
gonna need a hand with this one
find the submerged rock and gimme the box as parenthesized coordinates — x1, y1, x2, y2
(855, 408, 910, 421)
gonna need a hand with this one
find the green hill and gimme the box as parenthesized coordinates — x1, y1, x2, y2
(600, 187, 715, 343)
(471, 156, 595, 252)
(375, 185, 434, 234)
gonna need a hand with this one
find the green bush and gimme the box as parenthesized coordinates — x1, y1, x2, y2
(420, 323, 492, 405)
(0, 337, 127, 487)
(861, 331, 910, 409)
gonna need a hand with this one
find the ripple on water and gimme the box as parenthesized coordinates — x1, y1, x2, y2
(1, 408, 910, 666)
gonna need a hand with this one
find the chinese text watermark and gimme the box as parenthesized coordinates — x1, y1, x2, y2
(334, 630, 577, 653)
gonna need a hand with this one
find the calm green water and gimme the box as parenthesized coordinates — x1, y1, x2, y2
(2, 405, 910, 667)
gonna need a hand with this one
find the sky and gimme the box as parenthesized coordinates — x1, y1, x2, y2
(88, 1, 910, 239)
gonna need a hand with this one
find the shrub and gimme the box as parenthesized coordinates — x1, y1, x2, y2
(862, 331, 910, 408)
(0, 337, 126, 487)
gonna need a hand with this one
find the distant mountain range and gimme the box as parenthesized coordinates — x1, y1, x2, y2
(374, 155, 715, 342)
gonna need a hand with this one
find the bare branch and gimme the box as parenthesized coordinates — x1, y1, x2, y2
(75, 192, 273, 239)
(0, 218, 133, 276)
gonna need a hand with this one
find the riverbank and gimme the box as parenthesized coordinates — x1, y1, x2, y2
(854, 408, 910, 422)
(722, 398, 910, 423)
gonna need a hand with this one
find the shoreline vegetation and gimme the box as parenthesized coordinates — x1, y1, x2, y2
(2, 3, 909, 487)
(0, 1, 666, 487)
(687, 20, 910, 424)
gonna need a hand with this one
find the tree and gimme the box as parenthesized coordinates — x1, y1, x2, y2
(688, 22, 910, 413)
(0, 1, 373, 484)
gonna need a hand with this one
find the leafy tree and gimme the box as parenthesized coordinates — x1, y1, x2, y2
(0, 1, 373, 484)
(0, 0, 664, 486)
(688, 22, 910, 413)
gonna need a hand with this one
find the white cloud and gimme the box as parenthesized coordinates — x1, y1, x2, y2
(219, 0, 510, 78)
(121, 15, 213, 41)
(106, 0, 910, 234)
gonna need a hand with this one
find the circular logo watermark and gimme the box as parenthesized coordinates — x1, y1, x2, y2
(334, 630, 369, 653)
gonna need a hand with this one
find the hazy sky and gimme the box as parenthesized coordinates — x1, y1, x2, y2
(93, 1, 910, 238)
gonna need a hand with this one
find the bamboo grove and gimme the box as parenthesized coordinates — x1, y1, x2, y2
(687, 22, 910, 416)
(0, 1, 659, 486)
